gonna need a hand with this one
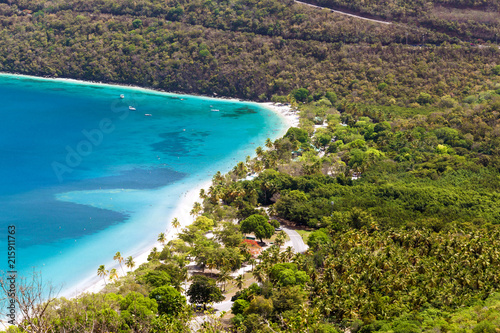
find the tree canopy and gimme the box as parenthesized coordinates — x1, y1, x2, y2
(240, 214, 275, 242)
(186, 275, 225, 308)
(149, 286, 186, 316)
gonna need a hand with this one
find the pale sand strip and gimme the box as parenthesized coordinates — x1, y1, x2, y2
(0, 73, 296, 326)
(261, 102, 300, 130)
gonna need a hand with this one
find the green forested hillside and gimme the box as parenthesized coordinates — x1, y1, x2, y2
(298, 0, 500, 42)
(1, 0, 500, 332)
(0, 0, 499, 102)
(197, 94, 500, 332)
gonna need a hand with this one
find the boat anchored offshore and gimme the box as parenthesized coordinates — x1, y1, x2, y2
(129, 106, 136, 111)
(211, 109, 220, 112)
(145, 114, 152, 116)
(120, 94, 125, 99)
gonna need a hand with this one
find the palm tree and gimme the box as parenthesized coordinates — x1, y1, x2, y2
(233, 161, 248, 178)
(282, 246, 295, 261)
(171, 217, 180, 230)
(113, 251, 125, 275)
(199, 188, 207, 199)
(274, 140, 282, 152)
(269, 246, 281, 264)
(190, 202, 202, 220)
(193, 202, 202, 215)
(217, 269, 233, 292)
(259, 250, 270, 262)
(174, 254, 188, 269)
(158, 232, 166, 245)
(275, 231, 287, 248)
(265, 138, 273, 149)
(252, 160, 263, 174)
(149, 247, 159, 261)
(248, 258, 257, 271)
(109, 268, 118, 282)
(252, 265, 265, 283)
(206, 256, 217, 276)
(208, 185, 223, 204)
(97, 265, 108, 285)
(125, 256, 135, 271)
(212, 171, 224, 185)
(255, 146, 264, 158)
(265, 152, 278, 169)
(235, 274, 245, 290)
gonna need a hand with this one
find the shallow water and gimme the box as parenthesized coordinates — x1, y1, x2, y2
(0, 74, 287, 296)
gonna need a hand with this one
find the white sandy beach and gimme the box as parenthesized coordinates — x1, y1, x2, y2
(262, 102, 300, 130)
(0, 73, 300, 332)
(62, 179, 210, 297)
(61, 101, 296, 299)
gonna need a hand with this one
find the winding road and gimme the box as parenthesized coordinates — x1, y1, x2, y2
(294, 0, 392, 25)
(283, 227, 309, 253)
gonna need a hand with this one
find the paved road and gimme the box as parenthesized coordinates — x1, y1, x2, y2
(283, 227, 309, 253)
(214, 299, 233, 313)
(294, 0, 392, 25)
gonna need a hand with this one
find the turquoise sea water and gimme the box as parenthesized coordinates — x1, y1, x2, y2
(0, 74, 287, 296)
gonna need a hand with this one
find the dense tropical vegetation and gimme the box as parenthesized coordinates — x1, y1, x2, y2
(5, 92, 500, 332)
(193, 91, 500, 331)
(301, 0, 500, 42)
(0, 0, 499, 103)
(1, 0, 500, 331)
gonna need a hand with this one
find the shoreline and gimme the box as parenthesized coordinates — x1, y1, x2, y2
(65, 102, 297, 299)
(1, 72, 297, 300)
(260, 102, 300, 131)
(0, 72, 299, 127)
(0, 71, 260, 103)
(64, 180, 212, 298)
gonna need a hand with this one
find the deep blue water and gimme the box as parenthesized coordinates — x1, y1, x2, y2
(0, 74, 287, 296)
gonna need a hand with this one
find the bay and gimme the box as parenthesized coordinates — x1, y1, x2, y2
(0, 74, 287, 295)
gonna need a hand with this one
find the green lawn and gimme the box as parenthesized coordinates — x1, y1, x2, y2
(295, 229, 312, 244)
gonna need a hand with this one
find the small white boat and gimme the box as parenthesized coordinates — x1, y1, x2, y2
(211, 109, 220, 112)
(145, 114, 152, 116)
(120, 94, 125, 99)
(129, 106, 136, 111)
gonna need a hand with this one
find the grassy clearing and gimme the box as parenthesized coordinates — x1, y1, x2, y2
(295, 229, 312, 243)
(224, 272, 256, 299)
